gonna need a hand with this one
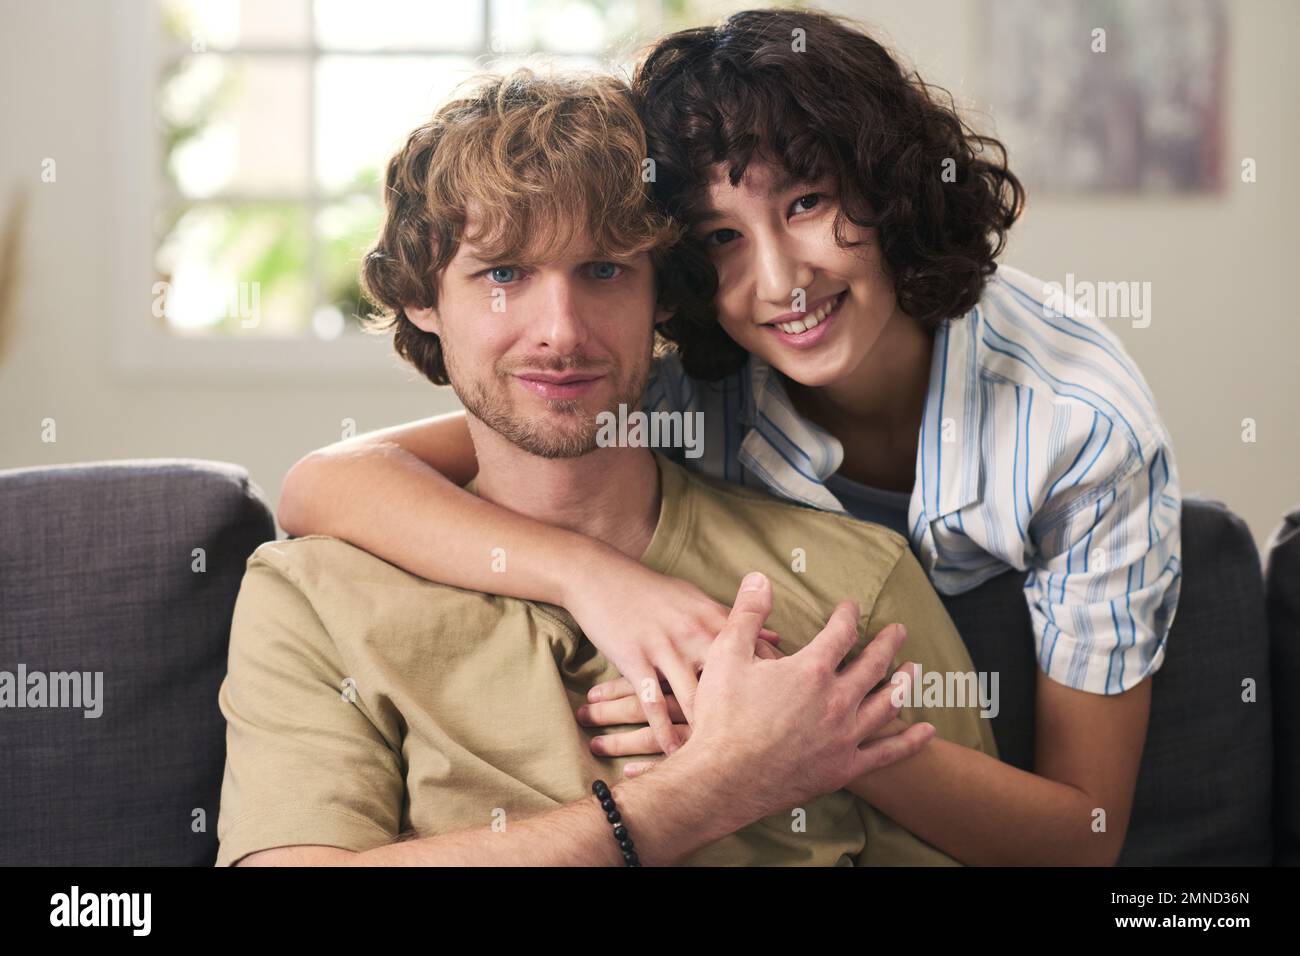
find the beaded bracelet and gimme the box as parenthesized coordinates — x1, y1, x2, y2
(592, 779, 640, 866)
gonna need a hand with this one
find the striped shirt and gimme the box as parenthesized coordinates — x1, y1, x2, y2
(644, 264, 1182, 695)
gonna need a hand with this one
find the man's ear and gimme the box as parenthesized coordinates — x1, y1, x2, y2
(652, 302, 674, 329)
(404, 304, 440, 335)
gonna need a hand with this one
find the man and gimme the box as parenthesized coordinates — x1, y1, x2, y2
(215, 70, 996, 867)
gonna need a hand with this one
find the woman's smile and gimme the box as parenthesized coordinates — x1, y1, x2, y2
(760, 289, 847, 350)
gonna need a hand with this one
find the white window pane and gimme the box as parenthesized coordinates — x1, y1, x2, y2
(314, 55, 477, 194)
(483, 52, 603, 74)
(489, 0, 533, 52)
(163, 55, 310, 198)
(162, 0, 312, 49)
(156, 203, 312, 336)
(490, 0, 639, 54)
(314, 0, 486, 51)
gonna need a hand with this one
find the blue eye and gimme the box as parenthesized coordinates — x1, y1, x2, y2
(706, 228, 740, 247)
(589, 262, 621, 280)
(487, 266, 518, 283)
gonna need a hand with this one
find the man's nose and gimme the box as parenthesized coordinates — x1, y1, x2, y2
(753, 232, 815, 308)
(531, 275, 590, 354)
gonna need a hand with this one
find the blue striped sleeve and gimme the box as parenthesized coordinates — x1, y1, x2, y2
(1025, 431, 1183, 695)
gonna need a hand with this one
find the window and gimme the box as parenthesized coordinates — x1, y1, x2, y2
(112, 0, 690, 379)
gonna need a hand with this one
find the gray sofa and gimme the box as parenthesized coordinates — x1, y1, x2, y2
(0, 458, 1295, 865)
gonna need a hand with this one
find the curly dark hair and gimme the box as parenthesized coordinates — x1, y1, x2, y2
(634, 8, 1025, 381)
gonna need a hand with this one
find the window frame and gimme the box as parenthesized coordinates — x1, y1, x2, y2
(110, 1, 427, 382)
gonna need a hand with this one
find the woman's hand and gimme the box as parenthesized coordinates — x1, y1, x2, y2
(563, 558, 779, 756)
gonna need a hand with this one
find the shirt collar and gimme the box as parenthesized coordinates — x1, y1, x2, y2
(737, 357, 848, 513)
(736, 308, 985, 521)
(637, 453, 692, 575)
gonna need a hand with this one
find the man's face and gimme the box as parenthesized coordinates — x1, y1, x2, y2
(413, 220, 665, 458)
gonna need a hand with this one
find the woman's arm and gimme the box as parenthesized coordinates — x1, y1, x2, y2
(851, 446, 1176, 863)
(844, 529, 1152, 866)
(842, 677, 1149, 866)
(860, 427, 1174, 864)
(279, 411, 595, 606)
(278, 412, 774, 753)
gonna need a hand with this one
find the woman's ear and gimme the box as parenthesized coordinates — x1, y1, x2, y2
(404, 304, 440, 335)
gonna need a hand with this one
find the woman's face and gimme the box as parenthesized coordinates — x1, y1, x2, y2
(691, 160, 902, 388)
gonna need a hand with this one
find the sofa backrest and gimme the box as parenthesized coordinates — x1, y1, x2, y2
(1264, 505, 1300, 866)
(0, 459, 276, 865)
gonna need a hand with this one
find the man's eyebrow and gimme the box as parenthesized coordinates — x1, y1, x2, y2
(692, 207, 727, 225)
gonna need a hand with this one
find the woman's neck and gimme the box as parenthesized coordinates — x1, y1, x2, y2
(782, 307, 935, 491)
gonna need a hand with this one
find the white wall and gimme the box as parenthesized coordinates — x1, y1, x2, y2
(1, 0, 1297, 551)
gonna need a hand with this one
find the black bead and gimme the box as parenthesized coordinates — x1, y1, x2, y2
(618, 838, 634, 852)
(592, 780, 609, 796)
(606, 809, 621, 824)
(612, 824, 628, 841)
(600, 798, 616, 813)
(624, 851, 640, 866)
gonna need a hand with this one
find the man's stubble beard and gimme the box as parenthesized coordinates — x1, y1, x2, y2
(441, 330, 653, 460)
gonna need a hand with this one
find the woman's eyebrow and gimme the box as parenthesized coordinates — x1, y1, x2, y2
(690, 170, 825, 225)
(767, 171, 803, 196)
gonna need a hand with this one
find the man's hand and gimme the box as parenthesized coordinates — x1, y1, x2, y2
(622, 571, 934, 822)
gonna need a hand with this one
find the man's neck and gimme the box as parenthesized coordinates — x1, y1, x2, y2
(468, 424, 662, 562)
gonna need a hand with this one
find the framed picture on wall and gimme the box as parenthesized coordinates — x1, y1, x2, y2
(980, 0, 1227, 193)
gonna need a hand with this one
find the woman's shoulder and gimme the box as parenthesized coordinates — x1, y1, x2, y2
(961, 264, 1171, 460)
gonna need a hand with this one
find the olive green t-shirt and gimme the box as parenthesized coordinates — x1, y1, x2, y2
(215, 453, 997, 867)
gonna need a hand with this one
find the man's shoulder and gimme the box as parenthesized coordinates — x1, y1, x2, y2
(239, 535, 526, 632)
(247, 534, 433, 587)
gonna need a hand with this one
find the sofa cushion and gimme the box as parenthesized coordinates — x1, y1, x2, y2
(0, 459, 276, 865)
(941, 496, 1273, 865)
(1264, 505, 1300, 866)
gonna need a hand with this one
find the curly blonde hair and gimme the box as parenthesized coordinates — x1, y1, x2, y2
(361, 68, 684, 386)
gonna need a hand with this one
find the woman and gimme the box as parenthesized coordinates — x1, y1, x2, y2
(278, 10, 1181, 865)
